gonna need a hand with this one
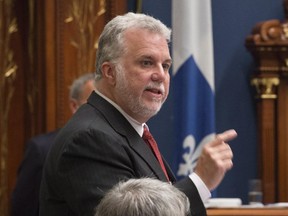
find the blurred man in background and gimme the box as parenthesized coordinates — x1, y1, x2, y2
(11, 73, 96, 216)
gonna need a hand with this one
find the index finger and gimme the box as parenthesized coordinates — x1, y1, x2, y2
(216, 129, 237, 142)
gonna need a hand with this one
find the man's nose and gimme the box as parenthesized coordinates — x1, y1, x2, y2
(151, 65, 166, 81)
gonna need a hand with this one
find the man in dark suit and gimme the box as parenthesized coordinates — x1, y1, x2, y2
(40, 12, 237, 216)
(11, 73, 96, 216)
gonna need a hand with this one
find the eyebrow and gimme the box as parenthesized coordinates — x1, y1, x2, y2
(140, 55, 172, 64)
(164, 58, 173, 64)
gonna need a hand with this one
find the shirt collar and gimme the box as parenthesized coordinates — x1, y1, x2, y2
(95, 90, 146, 136)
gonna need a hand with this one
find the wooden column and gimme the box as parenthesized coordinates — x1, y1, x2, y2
(246, 0, 288, 203)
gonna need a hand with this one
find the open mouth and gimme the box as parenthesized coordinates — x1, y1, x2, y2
(145, 87, 164, 97)
(146, 88, 163, 95)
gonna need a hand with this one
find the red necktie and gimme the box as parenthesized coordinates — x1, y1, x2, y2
(142, 126, 169, 181)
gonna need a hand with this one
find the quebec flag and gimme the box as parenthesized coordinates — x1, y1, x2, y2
(172, 0, 216, 179)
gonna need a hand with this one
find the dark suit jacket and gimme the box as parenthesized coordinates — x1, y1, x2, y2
(39, 92, 206, 216)
(11, 130, 59, 216)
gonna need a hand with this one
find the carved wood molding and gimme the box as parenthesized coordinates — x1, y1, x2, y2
(251, 77, 280, 99)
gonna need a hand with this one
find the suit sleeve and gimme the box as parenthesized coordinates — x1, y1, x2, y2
(174, 177, 207, 216)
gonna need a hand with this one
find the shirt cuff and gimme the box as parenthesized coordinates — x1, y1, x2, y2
(189, 172, 211, 203)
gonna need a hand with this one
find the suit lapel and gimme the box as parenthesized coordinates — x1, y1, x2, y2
(87, 92, 171, 182)
(127, 131, 170, 181)
(163, 158, 176, 182)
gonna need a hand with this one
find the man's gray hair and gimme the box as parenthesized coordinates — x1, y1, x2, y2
(95, 12, 171, 80)
(69, 73, 95, 101)
(94, 178, 191, 216)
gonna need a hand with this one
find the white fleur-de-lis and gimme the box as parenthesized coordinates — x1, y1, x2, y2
(177, 133, 215, 177)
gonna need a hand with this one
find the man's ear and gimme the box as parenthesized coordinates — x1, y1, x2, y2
(69, 98, 79, 114)
(101, 62, 116, 85)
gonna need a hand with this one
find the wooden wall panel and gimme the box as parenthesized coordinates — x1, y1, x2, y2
(277, 76, 288, 201)
(45, 0, 127, 130)
(0, 1, 27, 214)
(0, 0, 127, 215)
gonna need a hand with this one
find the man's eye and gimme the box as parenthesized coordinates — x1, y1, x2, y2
(162, 63, 171, 71)
(142, 60, 152, 67)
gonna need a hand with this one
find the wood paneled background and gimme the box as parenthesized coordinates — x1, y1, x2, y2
(0, 0, 126, 215)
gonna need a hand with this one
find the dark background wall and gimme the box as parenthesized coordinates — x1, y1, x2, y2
(127, 0, 285, 204)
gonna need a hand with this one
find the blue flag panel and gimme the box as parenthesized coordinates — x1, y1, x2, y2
(172, 0, 215, 179)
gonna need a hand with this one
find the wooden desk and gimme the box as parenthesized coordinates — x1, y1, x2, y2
(207, 208, 288, 216)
